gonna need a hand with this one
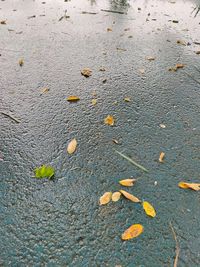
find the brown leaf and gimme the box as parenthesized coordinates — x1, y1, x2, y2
(67, 138, 77, 154)
(177, 40, 186, 46)
(120, 190, 141, 202)
(159, 152, 165, 163)
(81, 68, 92, 77)
(107, 27, 112, 32)
(0, 20, 6, 25)
(67, 96, 80, 102)
(112, 192, 121, 202)
(119, 179, 136, 187)
(146, 56, 155, 61)
(104, 115, 115, 126)
(178, 182, 200, 191)
(121, 224, 144, 240)
(19, 59, 24, 66)
(99, 192, 112, 205)
(168, 64, 185, 72)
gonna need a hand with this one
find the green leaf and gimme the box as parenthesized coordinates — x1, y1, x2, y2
(34, 165, 55, 179)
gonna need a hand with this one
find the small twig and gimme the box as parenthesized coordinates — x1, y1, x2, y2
(101, 9, 126, 15)
(81, 11, 98, 15)
(114, 150, 149, 172)
(1, 112, 21, 123)
(169, 222, 180, 267)
(184, 71, 200, 85)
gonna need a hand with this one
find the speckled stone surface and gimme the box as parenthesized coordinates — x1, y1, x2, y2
(0, 0, 200, 266)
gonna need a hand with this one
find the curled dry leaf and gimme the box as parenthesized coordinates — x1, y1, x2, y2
(99, 192, 112, 205)
(159, 152, 165, 163)
(178, 182, 200, 191)
(146, 56, 155, 61)
(67, 96, 80, 102)
(120, 190, 140, 203)
(119, 178, 136, 187)
(121, 224, 144, 240)
(142, 201, 156, 217)
(112, 192, 121, 202)
(169, 63, 185, 72)
(0, 20, 6, 25)
(107, 27, 112, 32)
(81, 68, 92, 77)
(67, 138, 77, 154)
(104, 115, 115, 126)
(19, 59, 24, 66)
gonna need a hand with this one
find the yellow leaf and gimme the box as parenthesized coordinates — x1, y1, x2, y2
(121, 224, 144, 240)
(67, 96, 80, 102)
(104, 115, 115, 126)
(81, 68, 92, 77)
(119, 179, 136, 187)
(120, 190, 140, 203)
(99, 192, 112, 205)
(91, 99, 97, 105)
(67, 138, 77, 154)
(142, 201, 156, 217)
(124, 97, 131, 102)
(19, 59, 24, 66)
(41, 88, 49, 94)
(178, 182, 200, 191)
(112, 192, 121, 202)
(159, 152, 165, 163)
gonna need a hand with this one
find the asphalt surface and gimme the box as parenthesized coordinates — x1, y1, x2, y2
(0, 0, 200, 266)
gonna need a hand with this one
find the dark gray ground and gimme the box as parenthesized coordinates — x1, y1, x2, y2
(0, 0, 200, 266)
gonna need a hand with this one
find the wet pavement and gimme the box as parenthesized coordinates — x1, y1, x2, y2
(0, 0, 200, 266)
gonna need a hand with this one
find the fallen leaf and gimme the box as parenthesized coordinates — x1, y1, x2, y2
(81, 68, 92, 77)
(104, 115, 115, 126)
(159, 152, 165, 163)
(124, 97, 131, 102)
(160, 123, 166, 128)
(19, 59, 24, 66)
(91, 99, 97, 105)
(107, 27, 112, 32)
(112, 139, 119, 144)
(41, 88, 49, 94)
(168, 63, 185, 72)
(121, 224, 144, 240)
(67, 138, 77, 154)
(99, 192, 112, 205)
(0, 20, 6, 25)
(142, 201, 156, 217)
(34, 165, 55, 179)
(119, 179, 136, 187)
(178, 182, 200, 191)
(120, 190, 140, 202)
(138, 68, 145, 74)
(99, 67, 106, 71)
(177, 40, 186, 46)
(67, 96, 80, 102)
(112, 192, 121, 202)
(146, 56, 155, 61)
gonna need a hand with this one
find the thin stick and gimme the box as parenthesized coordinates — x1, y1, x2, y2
(115, 150, 149, 172)
(1, 112, 21, 123)
(169, 222, 180, 267)
(184, 71, 200, 85)
(101, 9, 126, 14)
